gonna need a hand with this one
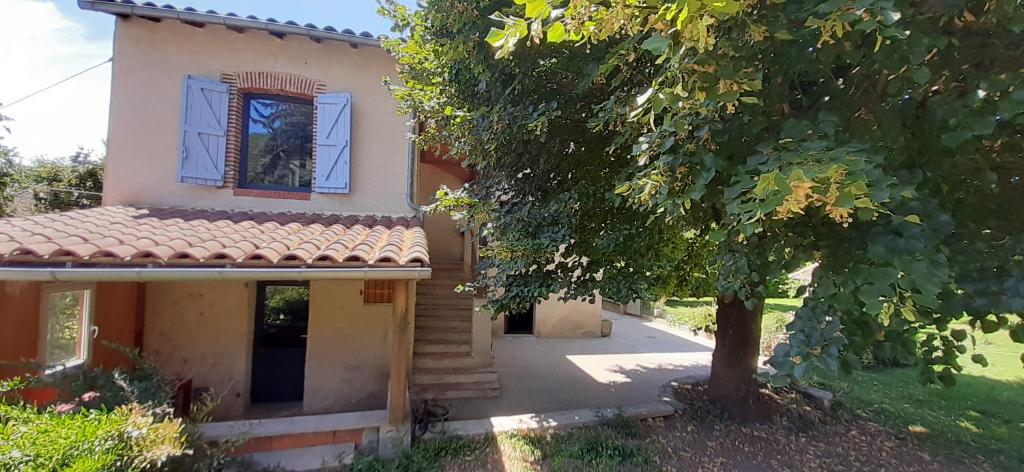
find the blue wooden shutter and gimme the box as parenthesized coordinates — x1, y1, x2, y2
(314, 92, 352, 193)
(178, 75, 229, 186)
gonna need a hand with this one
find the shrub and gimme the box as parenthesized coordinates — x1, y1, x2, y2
(0, 345, 243, 472)
(0, 402, 185, 471)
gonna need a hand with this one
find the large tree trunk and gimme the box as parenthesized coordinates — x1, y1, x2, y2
(707, 294, 765, 419)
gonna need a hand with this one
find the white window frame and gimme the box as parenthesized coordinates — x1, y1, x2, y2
(38, 283, 96, 374)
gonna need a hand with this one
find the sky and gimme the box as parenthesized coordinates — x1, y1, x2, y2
(0, 0, 414, 160)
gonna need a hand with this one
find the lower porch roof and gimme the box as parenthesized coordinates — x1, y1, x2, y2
(0, 206, 429, 270)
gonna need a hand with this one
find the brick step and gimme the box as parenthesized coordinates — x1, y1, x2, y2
(412, 368, 498, 385)
(416, 319, 472, 330)
(410, 380, 501, 400)
(413, 342, 471, 354)
(414, 330, 471, 342)
(413, 354, 492, 370)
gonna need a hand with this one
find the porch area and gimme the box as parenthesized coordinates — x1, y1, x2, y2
(445, 311, 715, 421)
(0, 206, 433, 469)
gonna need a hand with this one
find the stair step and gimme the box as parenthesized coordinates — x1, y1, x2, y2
(416, 316, 473, 323)
(414, 342, 471, 354)
(416, 291, 474, 299)
(410, 380, 501, 400)
(415, 298, 471, 305)
(416, 319, 472, 329)
(412, 368, 498, 385)
(416, 325, 471, 333)
(415, 331, 471, 342)
(416, 309, 474, 318)
(413, 355, 492, 369)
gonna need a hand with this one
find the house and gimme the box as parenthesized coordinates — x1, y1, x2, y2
(0, 0, 601, 467)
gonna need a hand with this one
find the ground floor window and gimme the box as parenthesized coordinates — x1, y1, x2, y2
(40, 284, 94, 372)
(251, 281, 310, 404)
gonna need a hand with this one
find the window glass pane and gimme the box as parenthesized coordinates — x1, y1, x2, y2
(244, 97, 314, 189)
(260, 284, 310, 349)
(45, 290, 87, 365)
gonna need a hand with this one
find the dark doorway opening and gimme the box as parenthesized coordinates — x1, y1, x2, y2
(505, 304, 535, 335)
(251, 281, 310, 404)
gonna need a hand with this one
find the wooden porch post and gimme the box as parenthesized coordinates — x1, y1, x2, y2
(387, 280, 411, 427)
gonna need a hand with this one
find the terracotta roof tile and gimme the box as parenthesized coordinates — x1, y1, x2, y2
(0, 206, 428, 268)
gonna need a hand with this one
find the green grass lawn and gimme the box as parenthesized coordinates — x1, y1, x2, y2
(659, 297, 802, 354)
(820, 324, 1024, 471)
(659, 298, 1022, 470)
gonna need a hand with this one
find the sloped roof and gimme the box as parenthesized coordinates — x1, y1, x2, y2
(78, 0, 387, 47)
(0, 206, 428, 268)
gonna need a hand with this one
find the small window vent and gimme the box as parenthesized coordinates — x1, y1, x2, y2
(363, 280, 394, 304)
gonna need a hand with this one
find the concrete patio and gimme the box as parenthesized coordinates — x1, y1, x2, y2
(447, 311, 715, 420)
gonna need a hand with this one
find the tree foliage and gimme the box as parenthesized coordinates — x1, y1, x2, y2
(0, 110, 104, 216)
(18, 149, 104, 214)
(383, 0, 1024, 387)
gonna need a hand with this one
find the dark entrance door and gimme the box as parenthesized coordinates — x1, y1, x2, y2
(251, 281, 310, 404)
(505, 304, 534, 335)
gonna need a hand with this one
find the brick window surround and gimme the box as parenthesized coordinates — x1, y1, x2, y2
(221, 71, 328, 190)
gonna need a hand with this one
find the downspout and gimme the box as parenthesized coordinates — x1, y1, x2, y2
(406, 114, 424, 220)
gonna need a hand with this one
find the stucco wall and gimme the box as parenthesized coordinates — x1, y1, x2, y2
(92, 282, 145, 370)
(417, 162, 468, 262)
(104, 18, 411, 215)
(0, 281, 41, 379)
(534, 294, 603, 338)
(143, 281, 254, 419)
(488, 294, 604, 338)
(303, 280, 391, 415)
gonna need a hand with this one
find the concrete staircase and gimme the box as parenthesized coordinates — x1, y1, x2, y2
(411, 264, 500, 400)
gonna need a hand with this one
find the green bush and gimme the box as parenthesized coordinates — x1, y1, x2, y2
(0, 403, 185, 471)
(0, 346, 243, 472)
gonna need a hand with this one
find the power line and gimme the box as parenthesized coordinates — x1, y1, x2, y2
(0, 58, 112, 111)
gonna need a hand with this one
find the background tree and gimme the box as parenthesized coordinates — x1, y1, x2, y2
(18, 149, 104, 214)
(0, 112, 17, 217)
(383, 0, 1024, 417)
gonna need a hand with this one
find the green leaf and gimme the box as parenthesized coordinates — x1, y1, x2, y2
(1008, 324, 1024, 343)
(708, 230, 726, 242)
(937, 367, 956, 388)
(912, 67, 932, 84)
(641, 34, 671, 55)
(940, 131, 971, 148)
(485, 28, 507, 47)
(769, 374, 791, 388)
(546, 22, 566, 43)
(710, 0, 743, 16)
(971, 353, 989, 367)
(904, 214, 922, 224)
(980, 318, 1000, 334)
(879, 9, 902, 25)
(524, 0, 551, 19)
(950, 328, 967, 342)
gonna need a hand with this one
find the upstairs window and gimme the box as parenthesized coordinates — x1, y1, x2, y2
(240, 94, 314, 192)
